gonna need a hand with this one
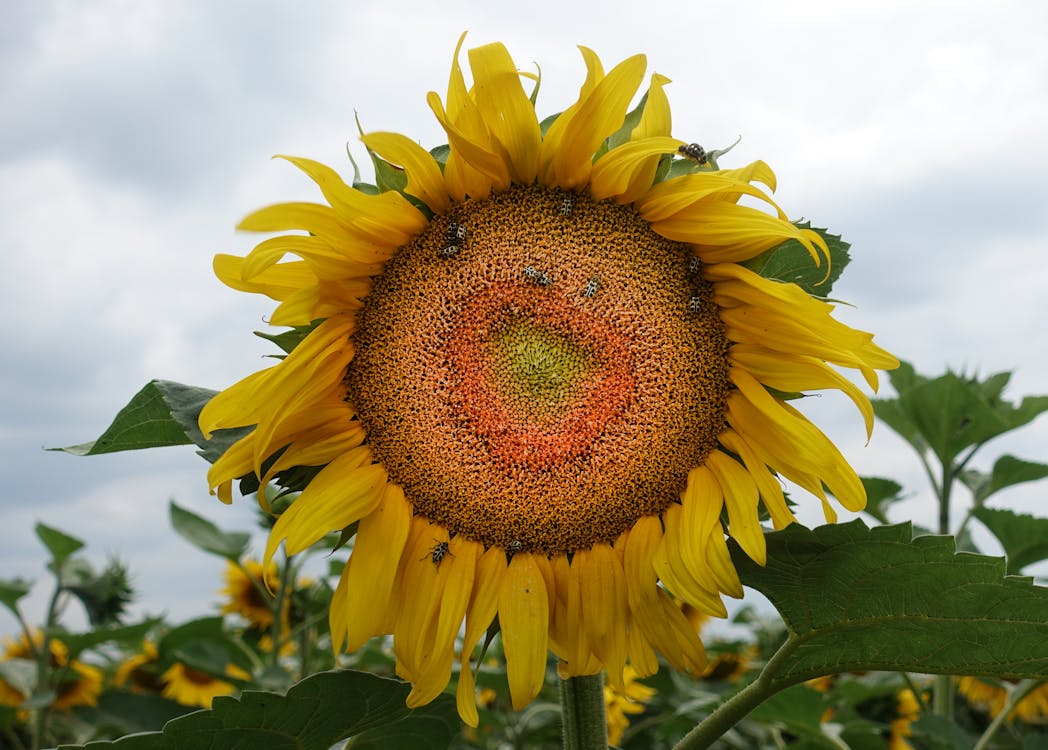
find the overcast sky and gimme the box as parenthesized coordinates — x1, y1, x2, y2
(3, 0, 1047, 636)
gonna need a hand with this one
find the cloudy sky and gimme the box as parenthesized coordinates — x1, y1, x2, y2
(3, 0, 1047, 636)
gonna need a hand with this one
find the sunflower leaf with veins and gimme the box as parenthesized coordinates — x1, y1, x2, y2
(731, 519, 1048, 685)
(54, 670, 458, 750)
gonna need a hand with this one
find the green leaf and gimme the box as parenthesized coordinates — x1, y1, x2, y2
(858, 476, 906, 524)
(875, 365, 1048, 468)
(978, 455, 1048, 504)
(732, 520, 1048, 688)
(910, 714, 977, 750)
(169, 502, 250, 560)
(156, 617, 227, 662)
(747, 683, 831, 738)
(52, 620, 161, 658)
(36, 522, 85, 572)
(55, 670, 458, 750)
(78, 691, 196, 737)
(55, 381, 201, 455)
(972, 507, 1048, 574)
(254, 323, 320, 355)
(55, 380, 252, 464)
(0, 578, 32, 614)
(742, 224, 851, 298)
(600, 90, 649, 155)
(367, 149, 408, 194)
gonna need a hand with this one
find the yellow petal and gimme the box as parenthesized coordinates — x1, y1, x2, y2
(652, 202, 826, 266)
(706, 451, 766, 566)
(264, 449, 386, 564)
(576, 545, 629, 689)
(343, 484, 412, 651)
(498, 553, 550, 710)
(360, 131, 451, 214)
(589, 136, 684, 202)
(652, 504, 726, 616)
(540, 53, 647, 188)
(456, 547, 507, 727)
(631, 73, 672, 139)
(275, 155, 426, 246)
(237, 202, 354, 247)
(730, 344, 875, 439)
(213, 254, 318, 302)
(717, 430, 796, 530)
(468, 43, 541, 184)
(637, 170, 784, 223)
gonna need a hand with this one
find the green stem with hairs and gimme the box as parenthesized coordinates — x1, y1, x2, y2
(672, 641, 798, 750)
(560, 672, 607, 750)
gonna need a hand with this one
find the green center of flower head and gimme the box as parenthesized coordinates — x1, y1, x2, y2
(487, 318, 597, 424)
(345, 185, 732, 555)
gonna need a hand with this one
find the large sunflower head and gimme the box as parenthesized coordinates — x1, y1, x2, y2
(199, 35, 897, 724)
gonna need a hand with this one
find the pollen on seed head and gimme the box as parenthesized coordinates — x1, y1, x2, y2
(345, 186, 731, 555)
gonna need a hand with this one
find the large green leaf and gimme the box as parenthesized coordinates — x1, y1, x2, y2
(972, 507, 1048, 574)
(731, 520, 1048, 688)
(874, 364, 1048, 468)
(56, 670, 458, 750)
(169, 502, 250, 561)
(55, 380, 252, 463)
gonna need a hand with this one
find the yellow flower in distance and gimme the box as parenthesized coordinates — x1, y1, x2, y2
(114, 640, 164, 694)
(199, 35, 897, 724)
(605, 666, 656, 746)
(161, 662, 249, 709)
(220, 558, 280, 629)
(0, 632, 103, 710)
(957, 676, 1048, 723)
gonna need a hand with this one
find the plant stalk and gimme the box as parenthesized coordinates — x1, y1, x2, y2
(560, 672, 607, 750)
(972, 679, 1042, 750)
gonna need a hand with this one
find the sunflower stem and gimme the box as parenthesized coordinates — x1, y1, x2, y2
(560, 672, 607, 750)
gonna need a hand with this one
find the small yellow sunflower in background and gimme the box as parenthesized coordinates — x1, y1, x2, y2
(220, 558, 280, 629)
(161, 662, 249, 709)
(0, 632, 103, 710)
(957, 676, 1048, 723)
(889, 688, 925, 750)
(200, 34, 897, 724)
(113, 640, 164, 694)
(605, 666, 656, 746)
(701, 645, 755, 682)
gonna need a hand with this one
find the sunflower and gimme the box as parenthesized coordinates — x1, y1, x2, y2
(957, 676, 1048, 723)
(199, 35, 897, 724)
(888, 687, 931, 750)
(220, 558, 281, 629)
(605, 666, 656, 746)
(161, 662, 249, 709)
(113, 640, 164, 694)
(0, 632, 103, 710)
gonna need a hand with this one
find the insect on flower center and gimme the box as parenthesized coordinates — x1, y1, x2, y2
(346, 186, 731, 555)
